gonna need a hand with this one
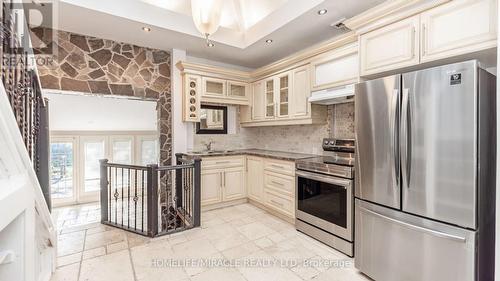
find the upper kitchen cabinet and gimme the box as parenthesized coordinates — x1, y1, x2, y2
(177, 62, 251, 122)
(264, 78, 275, 119)
(202, 77, 226, 98)
(355, 0, 497, 77)
(310, 43, 359, 91)
(241, 66, 327, 127)
(276, 72, 291, 118)
(360, 15, 420, 76)
(201, 77, 250, 105)
(420, 0, 497, 63)
(290, 66, 310, 118)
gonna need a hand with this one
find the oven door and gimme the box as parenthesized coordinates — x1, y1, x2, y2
(296, 170, 353, 241)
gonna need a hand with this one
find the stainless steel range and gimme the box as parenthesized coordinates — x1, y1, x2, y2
(295, 138, 355, 257)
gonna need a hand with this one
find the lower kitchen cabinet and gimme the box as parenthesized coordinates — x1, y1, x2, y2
(247, 156, 264, 201)
(201, 169, 223, 206)
(200, 156, 246, 207)
(222, 166, 246, 201)
(199, 155, 296, 219)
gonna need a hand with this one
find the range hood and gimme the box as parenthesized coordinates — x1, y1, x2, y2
(309, 84, 355, 105)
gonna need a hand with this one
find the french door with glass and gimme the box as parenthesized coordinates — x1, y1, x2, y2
(50, 137, 78, 206)
(79, 136, 106, 203)
(50, 133, 158, 206)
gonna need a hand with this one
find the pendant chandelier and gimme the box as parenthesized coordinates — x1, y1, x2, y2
(191, 0, 222, 46)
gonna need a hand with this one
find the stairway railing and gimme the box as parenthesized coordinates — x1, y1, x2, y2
(1, 0, 51, 209)
(99, 155, 201, 237)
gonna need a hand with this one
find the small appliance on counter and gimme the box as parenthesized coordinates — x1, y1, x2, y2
(295, 138, 355, 256)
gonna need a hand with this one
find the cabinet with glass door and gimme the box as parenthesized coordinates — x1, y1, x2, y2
(265, 78, 275, 118)
(277, 72, 290, 117)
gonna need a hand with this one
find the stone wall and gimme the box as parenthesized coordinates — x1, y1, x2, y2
(31, 28, 172, 165)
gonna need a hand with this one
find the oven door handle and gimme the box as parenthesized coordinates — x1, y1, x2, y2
(296, 170, 352, 188)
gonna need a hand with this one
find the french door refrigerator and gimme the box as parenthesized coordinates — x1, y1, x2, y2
(354, 60, 496, 281)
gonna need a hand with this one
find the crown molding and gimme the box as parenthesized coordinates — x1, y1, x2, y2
(177, 32, 358, 83)
(176, 61, 252, 81)
(344, 0, 451, 35)
(251, 32, 358, 79)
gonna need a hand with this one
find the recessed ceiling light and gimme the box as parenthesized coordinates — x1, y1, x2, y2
(265, 39, 273, 44)
(317, 9, 328, 15)
(142, 27, 151, 32)
(207, 42, 215, 47)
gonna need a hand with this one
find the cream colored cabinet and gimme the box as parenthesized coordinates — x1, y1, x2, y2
(264, 78, 275, 118)
(420, 0, 497, 63)
(202, 77, 226, 98)
(201, 169, 223, 206)
(200, 156, 246, 207)
(310, 44, 358, 91)
(199, 77, 249, 106)
(252, 80, 265, 120)
(246, 156, 264, 202)
(290, 66, 310, 118)
(276, 72, 291, 118)
(182, 74, 201, 122)
(263, 159, 296, 219)
(222, 166, 246, 201)
(227, 81, 248, 101)
(360, 15, 420, 76)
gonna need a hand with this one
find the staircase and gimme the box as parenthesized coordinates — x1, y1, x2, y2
(0, 1, 56, 281)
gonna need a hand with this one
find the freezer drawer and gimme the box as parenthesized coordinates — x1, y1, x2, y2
(355, 199, 475, 281)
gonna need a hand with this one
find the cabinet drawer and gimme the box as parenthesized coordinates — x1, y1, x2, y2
(264, 159, 295, 176)
(264, 190, 294, 217)
(264, 172, 294, 196)
(202, 156, 244, 169)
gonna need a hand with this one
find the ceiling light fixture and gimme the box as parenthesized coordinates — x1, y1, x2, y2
(317, 9, 328, 15)
(142, 27, 151, 32)
(265, 39, 273, 44)
(191, 0, 222, 46)
(207, 42, 215, 47)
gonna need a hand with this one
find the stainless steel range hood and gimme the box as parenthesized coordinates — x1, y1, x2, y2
(309, 84, 354, 105)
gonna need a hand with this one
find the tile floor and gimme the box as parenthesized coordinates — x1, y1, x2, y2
(51, 203, 371, 281)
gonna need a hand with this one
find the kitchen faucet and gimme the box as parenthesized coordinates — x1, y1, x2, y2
(204, 140, 214, 151)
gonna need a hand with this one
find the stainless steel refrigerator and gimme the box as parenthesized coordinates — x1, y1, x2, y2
(354, 60, 496, 281)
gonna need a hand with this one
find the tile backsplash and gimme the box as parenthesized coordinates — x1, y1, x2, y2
(193, 103, 355, 155)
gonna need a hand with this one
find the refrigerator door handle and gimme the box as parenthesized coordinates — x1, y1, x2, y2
(401, 88, 411, 189)
(358, 206, 467, 243)
(390, 89, 400, 188)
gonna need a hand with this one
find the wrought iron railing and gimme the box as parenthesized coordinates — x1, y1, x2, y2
(99, 155, 201, 237)
(1, 1, 51, 209)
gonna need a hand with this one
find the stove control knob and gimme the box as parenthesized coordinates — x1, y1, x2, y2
(324, 140, 329, 145)
(329, 140, 335, 145)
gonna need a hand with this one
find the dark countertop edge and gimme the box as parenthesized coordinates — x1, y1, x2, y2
(179, 149, 319, 162)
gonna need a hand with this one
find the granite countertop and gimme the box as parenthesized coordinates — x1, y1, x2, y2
(180, 148, 318, 162)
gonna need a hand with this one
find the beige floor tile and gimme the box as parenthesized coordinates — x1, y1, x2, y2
(82, 247, 105, 260)
(210, 232, 250, 252)
(50, 263, 80, 281)
(106, 241, 129, 254)
(171, 237, 218, 259)
(190, 268, 246, 281)
(290, 263, 321, 280)
(254, 237, 274, 249)
(84, 229, 127, 250)
(221, 241, 260, 260)
(238, 265, 302, 281)
(236, 222, 276, 240)
(311, 267, 372, 281)
(79, 250, 135, 281)
(57, 252, 82, 268)
(131, 242, 188, 281)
